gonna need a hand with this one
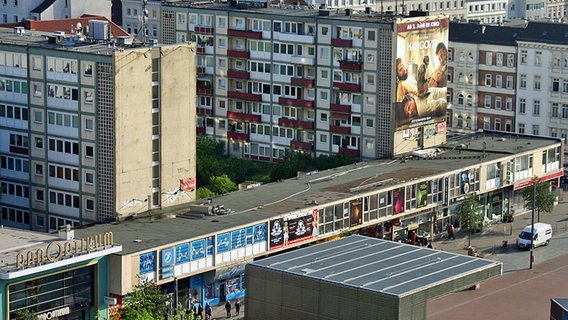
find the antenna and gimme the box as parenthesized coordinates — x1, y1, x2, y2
(135, 0, 150, 44)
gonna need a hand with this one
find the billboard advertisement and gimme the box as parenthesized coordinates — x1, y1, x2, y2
(270, 209, 318, 250)
(395, 17, 449, 131)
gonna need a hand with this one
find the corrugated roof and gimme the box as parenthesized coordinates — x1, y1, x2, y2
(249, 235, 502, 298)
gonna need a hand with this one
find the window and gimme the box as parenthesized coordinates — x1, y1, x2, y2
(496, 53, 503, 66)
(35, 137, 43, 149)
(35, 163, 43, 175)
(506, 98, 512, 110)
(86, 199, 94, 211)
(85, 145, 94, 158)
(520, 74, 527, 88)
(518, 123, 525, 134)
(485, 52, 493, 65)
(495, 75, 502, 88)
(485, 74, 492, 86)
(507, 54, 514, 67)
(532, 124, 539, 135)
(484, 95, 491, 108)
(520, 50, 527, 64)
(366, 74, 375, 85)
(85, 118, 94, 131)
(366, 119, 373, 127)
(320, 112, 328, 122)
(36, 190, 44, 202)
(533, 100, 540, 116)
(49, 190, 79, 208)
(458, 94, 464, 105)
(552, 103, 559, 118)
(519, 98, 526, 114)
(495, 97, 502, 109)
(367, 30, 375, 41)
(534, 75, 541, 90)
(506, 76, 513, 89)
(535, 51, 542, 66)
(85, 172, 94, 184)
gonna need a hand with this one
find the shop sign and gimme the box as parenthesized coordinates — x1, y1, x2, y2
(37, 307, 70, 320)
(16, 232, 114, 270)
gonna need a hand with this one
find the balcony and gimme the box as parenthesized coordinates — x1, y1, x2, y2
(197, 127, 206, 134)
(228, 91, 262, 101)
(9, 146, 28, 155)
(227, 69, 250, 79)
(195, 26, 214, 34)
(278, 97, 314, 108)
(278, 117, 314, 129)
(333, 82, 361, 92)
(330, 103, 351, 113)
(196, 46, 205, 54)
(339, 60, 362, 71)
(228, 131, 249, 141)
(197, 67, 206, 74)
(331, 38, 353, 47)
(197, 87, 213, 95)
(330, 125, 351, 134)
(291, 77, 315, 87)
(227, 111, 261, 122)
(290, 140, 314, 151)
(197, 107, 213, 115)
(339, 147, 360, 158)
(228, 29, 263, 39)
(227, 50, 250, 59)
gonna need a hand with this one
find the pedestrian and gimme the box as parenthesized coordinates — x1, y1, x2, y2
(198, 304, 204, 319)
(448, 223, 455, 240)
(427, 242, 433, 249)
(225, 300, 232, 318)
(235, 299, 241, 316)
(205, 303, 212, 320)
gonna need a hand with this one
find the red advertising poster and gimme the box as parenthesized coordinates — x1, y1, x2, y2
(393, 188, 405, 214)
(395, 17, 449, 131)
(269, 209, 318, 250)
(180, 177, 196, 191)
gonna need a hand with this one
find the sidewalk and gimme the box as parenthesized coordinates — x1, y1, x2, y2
(431, 191, 568, 257)
(209, 301, 245, 320)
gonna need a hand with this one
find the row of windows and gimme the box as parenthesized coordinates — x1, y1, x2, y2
(48, 138, 79, 155)
(47, 84, 79, 101)
(0, 104, 27, 121)
(1, 207, 30, 225)
(46, 57, 78, 74)
(0, 78, 28, 94)
(0, 155, 28, 173)
(49, 164, 79, 182)
(1, 181, 29, 198)
(48, 111, 79, 128)
(49, 190, 80, 208)
(9, 133, 28, 148)
(0, 51, 27, 68)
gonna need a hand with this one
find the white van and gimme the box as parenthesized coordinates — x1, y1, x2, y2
(516, 223, 552, 249)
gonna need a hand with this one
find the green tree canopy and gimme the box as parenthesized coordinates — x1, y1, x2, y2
(458, 196, 483, 247)
(120, 281, 171, 320)
(207, 174, 238, 195)
(521, 179, 556, 222)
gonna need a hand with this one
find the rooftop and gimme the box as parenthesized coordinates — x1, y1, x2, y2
(72, 132, 561, 256)
(248, 234, 502, 297)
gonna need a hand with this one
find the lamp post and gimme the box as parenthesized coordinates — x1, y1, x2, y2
(530, 182, 535, 270)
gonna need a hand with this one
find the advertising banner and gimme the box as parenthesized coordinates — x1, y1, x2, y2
(270, 209, 318, 250)
(393, 188, 405, 214)
(417, 181, 430, 208)
(395, 17, 449, 130)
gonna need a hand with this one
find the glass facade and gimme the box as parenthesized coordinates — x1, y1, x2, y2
(8, 265, 95, 320)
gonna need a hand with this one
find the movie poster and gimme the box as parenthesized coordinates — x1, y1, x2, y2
(269, 209, 318, 250)
(350, 198, 363, 227)
(417, 181, 430, 208)
(394, 17, 449, 130)
(393, 188, 405, 214)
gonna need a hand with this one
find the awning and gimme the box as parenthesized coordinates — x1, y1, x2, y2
(330, 112, 350, 121)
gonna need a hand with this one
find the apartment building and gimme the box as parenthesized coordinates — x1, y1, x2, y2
(0, 0, 112, 24)
(161, 2, 449, 161)
(0, 22, 197, 232)
(121, 0, 161, 42)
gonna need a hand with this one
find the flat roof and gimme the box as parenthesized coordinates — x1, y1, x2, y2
(0, 227, 57, 270)
(73, 132, 561, 256)
(248, 235, 502, 297)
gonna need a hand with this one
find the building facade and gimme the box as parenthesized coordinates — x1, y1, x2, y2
(0, 23, 197, 232)
(121, 0, 162, 43)
(161, 3, 450, 161)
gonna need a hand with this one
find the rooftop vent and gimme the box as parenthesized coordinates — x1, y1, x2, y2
(13, 26, 25, 35)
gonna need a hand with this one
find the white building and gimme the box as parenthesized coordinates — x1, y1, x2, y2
(121, 0, 161, 42)
(1, 0, 112, 24)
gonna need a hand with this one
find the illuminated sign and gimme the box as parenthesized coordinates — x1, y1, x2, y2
(16, 232, 113, 270)
(37, 307, 70, 320)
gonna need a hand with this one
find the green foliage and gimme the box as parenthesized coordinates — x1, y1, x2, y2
(196, 136, 225, 158)
(458, 197, 483, 246)
(13, 309, 37, 320)
(269, 151, 357, 182)
(119, 281, 171, 320)
(522, 179, 556, 220)
(207, 174, 238, 195)
(196, 186, 216, 200)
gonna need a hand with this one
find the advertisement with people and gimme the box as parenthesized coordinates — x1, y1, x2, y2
(394, 17, 449, 131)
(269, 209, 318, 250)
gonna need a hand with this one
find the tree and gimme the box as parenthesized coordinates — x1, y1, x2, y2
(207, 174, 238, 195)
(521, 179, 556, 222)
(120, 281, 182, 320)
(13, 309, 37, 320)
(196, 186, 216, 200)
(458, 196, 483, 247)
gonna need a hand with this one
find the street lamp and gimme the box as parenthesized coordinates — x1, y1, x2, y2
(530, 182, 535, 270)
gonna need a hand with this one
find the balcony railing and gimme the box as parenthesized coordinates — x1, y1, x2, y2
(196, 46, 205, 54)
(339, 60, 362, 71)
(331, 38, 353, 47)
(330, 125, 351, 134)
(197, 67, 206, 74)
(291, 77, 315, 87)
(195, 26, 214, 34)
(228, 131, 249, 141)
(227, 111, 261, 122)
(333, 82, 361, 92)
(339, 147, 360, 158)
(228, 29, 263, 39)
(228, 91, 262, 101)
(227, 69, 250, 79)
(197, 127, 206, 134)
(290, 140, 314, 151)
(197, 107, 213, 115)
(278, 117, 314, 129)
(227, 50, 250, 59)
(197, 88, 214, 95)
(330, 103, 351, 113)
(278, 97, 314, 108)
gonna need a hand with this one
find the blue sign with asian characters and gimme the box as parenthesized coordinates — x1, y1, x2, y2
(231, 229, 245, 249)
(191, 239, 206, 260)
(139, 252, 156, 274)
(176, 243, 190, 264)
(161, 248, 175, 267)
(217, 233, 230, 253)
(253, 223, 267, 243)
